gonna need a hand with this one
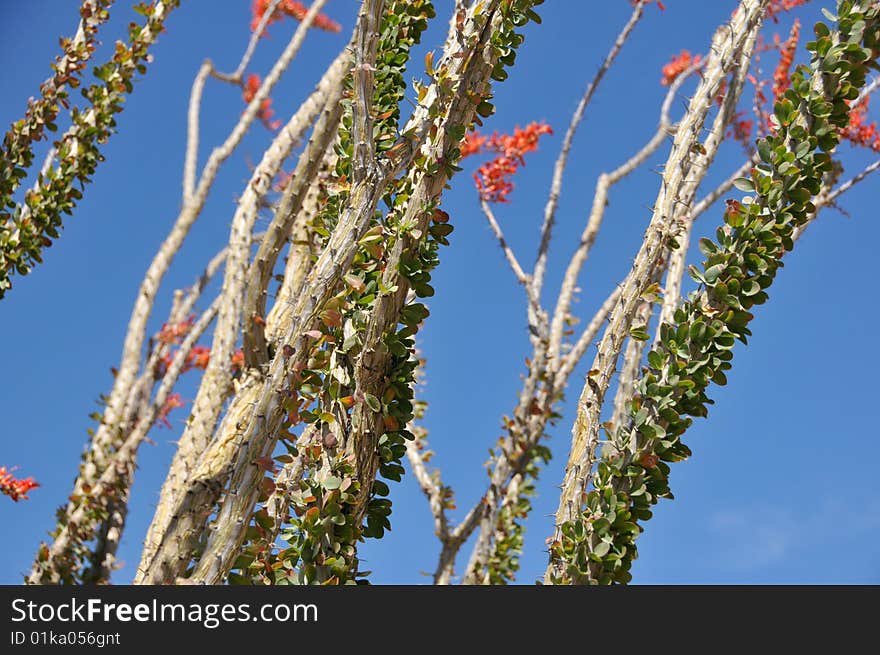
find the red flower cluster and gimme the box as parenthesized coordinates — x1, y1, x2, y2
(660, 50, 702, 86)
(841, 97, 880, 151)
(251, 0, 342, 36)
(475, 156, 519, 203)
(765, 0, 810, 23)
(0, 466, 39, 502)
(149, 343, 247, 431)
(727, 111, 754, 151)
(461, 122, 553, 203)
(243, 74, 282, 131)
(154, 339, 245, 380)
(156, 393, 185, 429)
(772, 20, 800, 103)
(460, 132, 487, 158)
(185, 345, 212, 372)
(157, 316, 195, 345)
(155, 315, 208, 376)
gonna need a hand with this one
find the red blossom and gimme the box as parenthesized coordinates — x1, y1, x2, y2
(157, 315, 195, 345)
(841, 96, 880, 152)
(487, 122, 554, 164)
(765, 0, 810, 23)
(771, 20, 800, 103)
(231, 349, 245, 375)
(475, 157, 519, 203)
(184, 345, 211, 372)
(153, 342, 241, 379)
(243, 73, 282, 131)
(459, 132, 487, 158)
(660, 50, 702, 86)
(1, 466, 39, 502)
(461, 122, 553, 203)
(156, 393, 185, 429)
(250, 0, 342, 36)
(726, 111, 754, 151)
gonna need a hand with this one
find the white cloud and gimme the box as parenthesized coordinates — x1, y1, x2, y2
(709, 497, 880, 572)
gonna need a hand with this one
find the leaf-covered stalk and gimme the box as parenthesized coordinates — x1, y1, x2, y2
(0, 0, 114, 214)
(0, 1, 179, 298)
(548, 0, 880, 585)
(227, 0, 547, 587)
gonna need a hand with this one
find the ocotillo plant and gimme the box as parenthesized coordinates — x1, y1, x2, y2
(3, 0, 879, 585)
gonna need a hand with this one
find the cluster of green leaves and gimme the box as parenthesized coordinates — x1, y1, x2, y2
(488, 0, 542, 83)
(550, 0, 880, 585)
(0, 1, 179, 299)
(277, 469, 363, 586)
(228, 443, 367, 586)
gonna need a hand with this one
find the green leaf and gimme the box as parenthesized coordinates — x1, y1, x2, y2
(476, 101, 495, 118)
(323, 476, 342, 490)
(698, 238, 717, 257)
(593, 541, 610, 558)
(741, 279, 761, 296)
(704, 264, 725, 284)
(757, 138, 773, 162)
(733, 177, 755, 192)
(689, 320, 707, 342)
(630, 326, 650, 341)
(363, 393, 381, 412)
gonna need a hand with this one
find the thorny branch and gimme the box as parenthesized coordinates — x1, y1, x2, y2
(549, 3, 769, 569)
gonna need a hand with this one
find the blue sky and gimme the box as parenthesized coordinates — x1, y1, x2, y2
(1, 1, 878, 585)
